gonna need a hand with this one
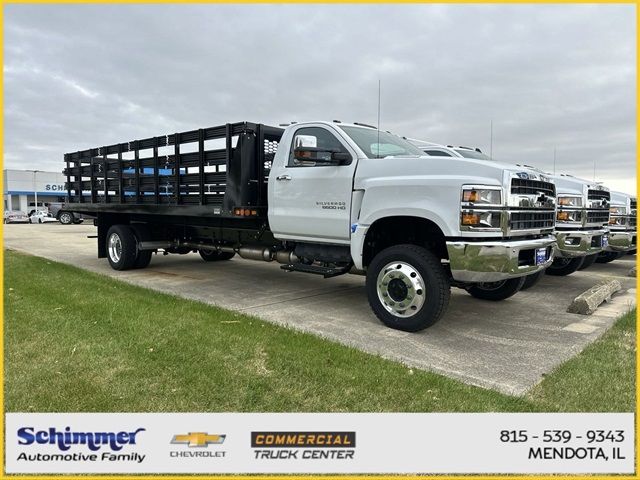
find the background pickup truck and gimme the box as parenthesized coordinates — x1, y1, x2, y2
(64, 120, 556, 332)
(48, 202, 85, 225)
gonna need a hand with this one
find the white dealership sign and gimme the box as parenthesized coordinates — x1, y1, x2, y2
(5, 413, 634, 474)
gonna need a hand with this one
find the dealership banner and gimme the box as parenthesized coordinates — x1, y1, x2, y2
(5, 413, 634, 474)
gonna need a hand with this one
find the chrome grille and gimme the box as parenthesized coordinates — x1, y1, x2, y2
(631, 216, 637, 228)
(631, 198, 637, 210)
(509, 211, 555, 230)
(586, 211, 609, 225)
(588, 189, 610, 202)
(510, 179, 555, 197)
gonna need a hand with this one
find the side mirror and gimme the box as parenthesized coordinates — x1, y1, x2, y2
(293, 147, 350, 165)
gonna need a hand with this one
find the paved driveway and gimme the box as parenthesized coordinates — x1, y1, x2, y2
(4, 223, 636, 394)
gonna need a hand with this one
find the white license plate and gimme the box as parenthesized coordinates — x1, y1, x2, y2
(535, 247, 547, 265)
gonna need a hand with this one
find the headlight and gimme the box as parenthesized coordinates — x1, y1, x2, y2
(558, 196, 583, 207)
(461, 210, 502, 228)
(609, 216, 628, 226)
(557, 210, 582, 223)
(610, 206, 627, 215)
(461, 187, 502, 205)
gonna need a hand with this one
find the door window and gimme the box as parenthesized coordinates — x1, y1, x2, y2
(288, 127, 351, 167)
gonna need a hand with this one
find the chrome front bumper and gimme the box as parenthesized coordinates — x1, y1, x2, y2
(554, 228, 608, 258)
(605, 230, 637, 252)
(446, 235, 556, 282)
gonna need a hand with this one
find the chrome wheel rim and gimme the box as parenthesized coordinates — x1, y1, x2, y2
(376, 261, 425, 318)
(61, 213, 71, 223)
(108, 233, 122, 263)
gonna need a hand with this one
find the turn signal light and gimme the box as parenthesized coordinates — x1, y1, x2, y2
(461, 213, 480, 225)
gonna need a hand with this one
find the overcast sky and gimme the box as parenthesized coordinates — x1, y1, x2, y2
(4, 4, 636, 194)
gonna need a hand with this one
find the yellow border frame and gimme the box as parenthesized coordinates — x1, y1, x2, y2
(0, 1, 637, 479)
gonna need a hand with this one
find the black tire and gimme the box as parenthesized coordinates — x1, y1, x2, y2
(58, 211, 74, 225)
(366, 244, 450, 332)
(520, 270, 544, 291)
(577, 254, 598, 271)
(199, 249, 236, 262)
(129, 224, 153, 269)
(596, 251, 624, 263)
(466, 277, 525, 301)
(106, 225, 138, 271)
(545, 256, 585, 276)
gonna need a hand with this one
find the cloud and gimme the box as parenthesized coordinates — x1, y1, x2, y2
(3, 4, 636, 193)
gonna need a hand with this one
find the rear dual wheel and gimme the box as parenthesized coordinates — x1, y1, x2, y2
(106, 224, 152, 271)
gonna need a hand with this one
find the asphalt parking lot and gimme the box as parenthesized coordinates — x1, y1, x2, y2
(4, 222, 636, 395)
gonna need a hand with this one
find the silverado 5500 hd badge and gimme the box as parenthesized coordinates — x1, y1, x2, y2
(316, 201, 346, 210)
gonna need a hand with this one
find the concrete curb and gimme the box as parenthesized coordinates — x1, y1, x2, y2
(567, 278, 623, 315)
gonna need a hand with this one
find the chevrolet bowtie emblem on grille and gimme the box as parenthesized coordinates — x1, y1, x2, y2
(171, 432, 226, 447)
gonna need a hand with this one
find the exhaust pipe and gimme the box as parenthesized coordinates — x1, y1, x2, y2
(140, 239, 298, 265)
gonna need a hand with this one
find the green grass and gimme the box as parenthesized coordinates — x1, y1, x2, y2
(4, 250, 635, 412)
(528, 308, 636, 411)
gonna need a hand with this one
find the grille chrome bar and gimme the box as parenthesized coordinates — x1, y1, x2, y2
(510, 178, 555, 197)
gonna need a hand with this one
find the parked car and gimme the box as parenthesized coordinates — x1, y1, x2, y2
(29, 211, 59, 224)
(3, 210, 29, 224)
(48, 202, 85, 225)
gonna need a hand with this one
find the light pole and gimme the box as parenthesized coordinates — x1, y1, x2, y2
(27, 169, 41, 215)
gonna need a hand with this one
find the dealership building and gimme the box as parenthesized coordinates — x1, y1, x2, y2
(3, 169, 67, 213)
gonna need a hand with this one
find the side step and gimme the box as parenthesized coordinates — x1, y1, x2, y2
(280, 263, 351, 278)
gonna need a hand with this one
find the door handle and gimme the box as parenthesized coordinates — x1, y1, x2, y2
(276, 174, 291, 181)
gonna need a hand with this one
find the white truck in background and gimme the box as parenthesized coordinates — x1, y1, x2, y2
(598, 191, 637, 262)
(408, 141, 611, 282)
(65, 121, 557, 332)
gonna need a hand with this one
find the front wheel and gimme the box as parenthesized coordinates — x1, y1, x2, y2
(466, 277, 525, 301)
(596, 251, 624, 263)
(58, 212, 74, 225)
(578, 253, 598, 271)
(545, 256, 585, 276)
(366, 244, 450, 332)
(199, 249, 236, 262)
(520, 270, 544, 291)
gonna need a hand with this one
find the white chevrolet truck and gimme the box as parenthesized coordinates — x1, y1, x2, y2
(64, 121, 556, 332)
(543, 174, 610, 274)
(597, 191, 637, 262)
(408, 141, 610, 279)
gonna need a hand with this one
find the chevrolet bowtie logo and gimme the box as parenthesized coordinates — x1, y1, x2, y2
(171, 432, 226, 447)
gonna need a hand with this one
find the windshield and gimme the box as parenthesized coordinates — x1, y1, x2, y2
(339, 126, 425, 158)
(453, 148, 492, 160)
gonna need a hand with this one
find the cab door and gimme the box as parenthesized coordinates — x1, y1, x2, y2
(268, 124, 357, 244)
